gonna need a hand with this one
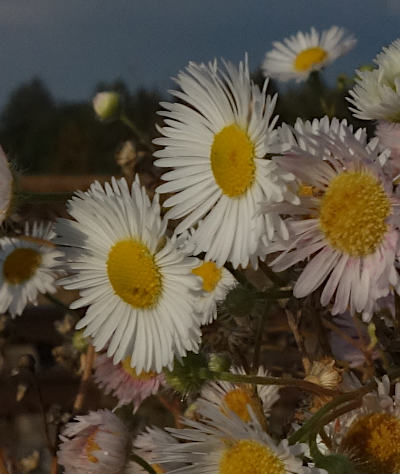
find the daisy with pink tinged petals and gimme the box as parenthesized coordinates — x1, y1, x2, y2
(154, 57, 298, 269)
(261, 127, 400, 320)
(57, 409, 131, 474)
(94, 353, 165, 412)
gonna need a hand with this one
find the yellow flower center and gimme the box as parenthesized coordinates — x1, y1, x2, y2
(107, 239, 162, 308)
(341, 413, 400, 473)
(319, 171, 391, 256)
(3, 247, 42, 284)
(219, 439, 285, 474)
(85, 431, 100, 463)
(294, 47, 328, 72)
(152, 465, 165, 473)
(121, 357, 157, 379)
(223, 388, 255, 422)
(192, 261, 222, 292)
(210, 124, 256, 197)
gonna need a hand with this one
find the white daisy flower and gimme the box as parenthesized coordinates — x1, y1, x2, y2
(325, 376, 400, 473)
(57, 409, 131, 474)
(348, 39, 400, 121)
(133, 426, 186, 473)
(154, 57, 298, 269)
(261, 127, 400, 320)
(154, 400, 311, 473)
(200, 366, 280, 425)
(56, 176, 202, 373)
(263, 26, 356, 83)
(0, 146, 13, 225)
(0, 221, 63, 317)
(191, 260, 237, 325)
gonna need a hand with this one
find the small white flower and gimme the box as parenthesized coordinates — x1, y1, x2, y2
(154, 57, 297, 269)
(261, 125, 400, 319)
(191, 260, 237, 324)
(153, 400, 311, 473)
(0, 221, 63, 317)
(56, 176, 202, 373)
(263, 26, 356, 83)
(324, 376, 400, 473)
(200, 366, 280, 424)
(348, 39, 400, 121)
(58, 409, 131, 474)
(93, 353, 165, 412)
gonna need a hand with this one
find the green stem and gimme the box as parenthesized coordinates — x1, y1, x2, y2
(288, 382, 375, 445)
(45, 293, 80, 317)
(120, 113, 154, 152)
(215, 372, 339, 397)
(129, 453, 157, 474)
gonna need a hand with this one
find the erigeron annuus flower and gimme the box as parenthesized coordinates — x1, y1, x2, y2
(93, 353, 165, 412)
(348, 39, 400, 121)
(0, 221, 63, 317)
(133, 426, 185, 473)
(263, 26, 356, 83)
(261, 127, 400, 320)
(153, 400, 311, 473)
(0, 146, 13, 225)
(154, 57, 298, 269)
(192, 260, 237, 325)
(200, 366, 280, 426)
(325, 376, 400, 473)
(56, 176, 202, 373)
(57, 409, 131, 473)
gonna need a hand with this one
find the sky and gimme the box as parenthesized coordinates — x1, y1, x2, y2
(0, 0, 400, 108)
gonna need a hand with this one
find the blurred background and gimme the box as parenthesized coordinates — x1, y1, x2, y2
(0, 0, 398, 175)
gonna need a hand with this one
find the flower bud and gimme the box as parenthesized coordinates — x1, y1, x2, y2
(92, 91, 121, 121)
(164, 352, 210, 395)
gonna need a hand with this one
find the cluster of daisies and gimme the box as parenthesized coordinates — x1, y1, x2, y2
(5, 23, 400, 473)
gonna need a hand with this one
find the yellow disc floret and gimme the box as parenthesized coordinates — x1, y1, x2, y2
(341, 413, 400, 473)
(3, 247, 42, 284)
(223, 388, 254, 422)
(192, 261, 222, 292)
(107, 239, 162, 308)
(219, 439, 285, 474)
(121, 357, 157, 380)
(319, 171, 391, 256)
(294, 47, 328, 72)
(210, 124, 256, 197)
(85, 431, 100, 463)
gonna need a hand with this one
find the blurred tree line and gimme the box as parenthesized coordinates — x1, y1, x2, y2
(0, 72, 369, 174)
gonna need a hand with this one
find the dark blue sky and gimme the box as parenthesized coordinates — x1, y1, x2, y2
(1, 0, 400, 107)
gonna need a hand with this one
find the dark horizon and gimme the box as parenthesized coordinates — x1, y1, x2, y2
(0, 0, 400, 109)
